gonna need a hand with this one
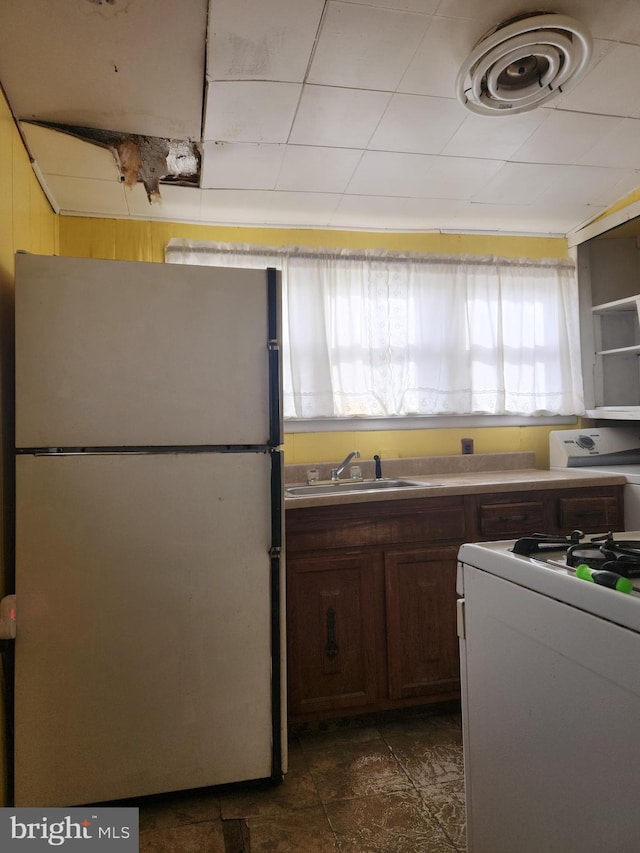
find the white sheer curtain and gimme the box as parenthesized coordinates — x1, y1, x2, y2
(166, 240, 585, 419)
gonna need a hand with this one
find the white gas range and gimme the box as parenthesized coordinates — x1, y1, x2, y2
(550, 426, 640, 529)
(457, 530, 640, 853)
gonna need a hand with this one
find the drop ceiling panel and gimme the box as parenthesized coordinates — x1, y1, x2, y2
(203, 81, 302, 143)
(347, 151, 504, 198)
(331, 195, 461, 229)
(397, 16, 480, 98)
(265, 192, 342, 226)
(555, 43, 640, 117)
(346, 151, 439, 197)
(536, 165, 638, 207)
(307, 2, 432, 90)
(420, 156, 505, 199)
(206, 0, 325, 82)
(471, 163, 567, 206)
(289, 86, 391, 148)
(442, 110, 547, 160)
(0, 0, 207, 138)
(578, 118, 640, 169)
(368, 94, 467, 155)
(450, 201, 602, 235)
(340, 0, 439, 12)
(276, 147, 362, 193)
(125, 185, 203, 222)
(20, 123, 120, 181)
(511, 112, 625, 165)
(200, 189, 275, 224)
(43, 175, 129, 217)
(201, 143, 286, 190)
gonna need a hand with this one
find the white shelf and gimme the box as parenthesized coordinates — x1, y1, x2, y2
(592, 295, 640, 314)
(586, 407, 640, 420)
(596, 344, 640, 356)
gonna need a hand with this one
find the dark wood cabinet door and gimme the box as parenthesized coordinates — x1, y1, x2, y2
(385, 547, 460, 701)
(286, 552, 380, 717)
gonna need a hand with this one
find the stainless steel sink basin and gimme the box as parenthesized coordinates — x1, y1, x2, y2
(285, 478, 431, 497)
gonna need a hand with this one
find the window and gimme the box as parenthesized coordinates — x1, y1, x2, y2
(166, 240, 584, 420)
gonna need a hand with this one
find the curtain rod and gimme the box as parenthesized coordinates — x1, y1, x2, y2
(165, 240, 574, 269)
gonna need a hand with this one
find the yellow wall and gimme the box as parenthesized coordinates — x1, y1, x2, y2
(0, 86, 58, 805)
(59, 216, 571, 468)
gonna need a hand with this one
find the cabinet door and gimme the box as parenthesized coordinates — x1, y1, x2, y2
(385, 548, 460, 701)
(287, 552, 380, 717)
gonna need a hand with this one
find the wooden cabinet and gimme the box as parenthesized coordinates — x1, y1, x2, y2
(286, 483, 625, 721)
(287, 550, 381, 716)
(385, 547, 459, 701)
(286, 497, 466, 720)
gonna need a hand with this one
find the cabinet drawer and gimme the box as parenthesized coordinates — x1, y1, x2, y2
(558, 496, 622, 531)
(286, 496, 467, 552)
(477, 500, 545, 538)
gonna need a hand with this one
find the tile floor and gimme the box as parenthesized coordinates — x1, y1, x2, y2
(137, 702, 466, 852)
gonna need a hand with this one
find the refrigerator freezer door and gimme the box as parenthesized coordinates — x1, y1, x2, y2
(15, 452, 278, 806)
(15, 254, 277, 448)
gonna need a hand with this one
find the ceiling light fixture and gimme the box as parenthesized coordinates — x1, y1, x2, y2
(455, 12, 592, 116)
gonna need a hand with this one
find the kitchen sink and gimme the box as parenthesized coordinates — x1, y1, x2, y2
(285, 478, 432, 496)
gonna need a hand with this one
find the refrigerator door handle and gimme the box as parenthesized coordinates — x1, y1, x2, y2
(267, 267, 283, 448)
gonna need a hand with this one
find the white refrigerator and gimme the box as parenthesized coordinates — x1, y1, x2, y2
(13, 253, 286, 807)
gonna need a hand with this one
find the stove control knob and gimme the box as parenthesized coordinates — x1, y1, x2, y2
(576, 435, 595, 450)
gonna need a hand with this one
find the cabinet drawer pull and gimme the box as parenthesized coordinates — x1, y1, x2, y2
(499, 514, 527, 522)
(325, 607, 339, 660)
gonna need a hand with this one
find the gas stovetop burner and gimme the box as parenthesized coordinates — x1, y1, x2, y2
(512, 531, 640, 579)
(566, 536, 640, 578)
(511, 529, 584, 555)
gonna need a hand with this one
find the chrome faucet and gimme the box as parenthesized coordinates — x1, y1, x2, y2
(331, 450, 360, 481)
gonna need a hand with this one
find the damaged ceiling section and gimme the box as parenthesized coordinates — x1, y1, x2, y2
(24, 121, 201, 203)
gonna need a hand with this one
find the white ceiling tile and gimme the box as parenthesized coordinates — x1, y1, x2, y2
(347, 151, 503, 198)
(368, 94, 466, 154)
(125, 184, 202, 221)
(432, 1, 527, 25)
(339, 0, 438, 11)
(290, 86, 391, 148)
(511, 111, 625, 165)
(331, 195, 461, 229)
(449, 201, 598, 235)
(578, 118, 640, 169)
(471, 162, 566, 205)
(277, 147, 362, 193)
(431, 0, 640, 43)
(20, 123, 120, 181)
(536, 165, 639, 207)
(421, 155, 504, 199)
(541, 0, 640, 43)
(398, 16, 480, 98)
(442, 110, 547, 159)
(308, 1, 431, 90)
(203, 81, 302, 143)
(264, 192, 342, 225)
(207, 0, 324, 82)
(200, 189, 274, 224)
(0, 0, 207, 137)
(201, 142, 286, 189)
(43, 175, 129, 216)
(347, 151, 438, 197)
(556, 43, 640, 117)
